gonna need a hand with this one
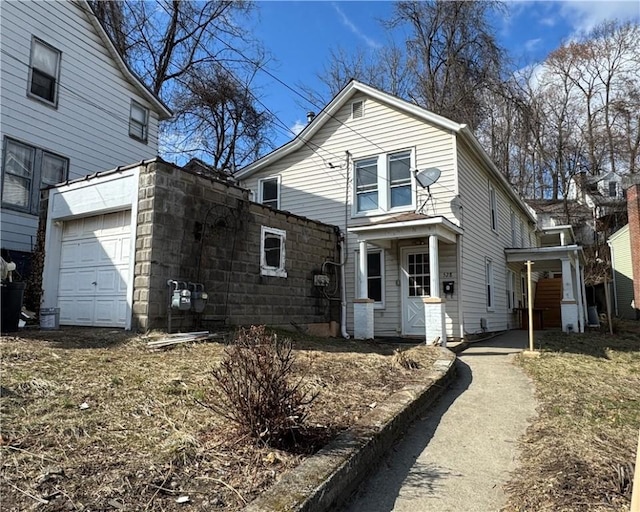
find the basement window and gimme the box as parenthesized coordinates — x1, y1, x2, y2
(260, 226, 287, 277)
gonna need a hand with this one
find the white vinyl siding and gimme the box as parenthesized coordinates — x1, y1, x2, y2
(1, 1, 163, 252)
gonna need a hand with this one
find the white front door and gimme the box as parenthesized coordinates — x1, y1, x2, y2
(57, 211, 131, 327)
(401, 247, 431, 335)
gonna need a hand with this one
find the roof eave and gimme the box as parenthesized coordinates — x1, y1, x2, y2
(80, 0, 173, 120)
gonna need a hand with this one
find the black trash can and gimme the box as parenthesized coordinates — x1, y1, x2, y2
(1, 281, 26, 333)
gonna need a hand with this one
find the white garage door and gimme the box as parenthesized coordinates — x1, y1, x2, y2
(57, 211, 131, 327)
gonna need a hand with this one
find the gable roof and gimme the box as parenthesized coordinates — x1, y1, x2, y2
(236, 80, 536, 223)
(80, 0, 172, 120)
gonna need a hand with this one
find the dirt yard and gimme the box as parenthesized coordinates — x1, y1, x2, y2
(1, 327, 439, 511)
(504, 320, 640, 512)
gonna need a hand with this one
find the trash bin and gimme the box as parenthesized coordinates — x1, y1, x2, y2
(1, 281, 26, 333)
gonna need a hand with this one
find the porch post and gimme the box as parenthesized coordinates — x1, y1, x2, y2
(429, 235, 439, 298)
(424, 235, 445, 345)
(358, 240, 368, 299)
(574, 255, 585, 333)
(354, 240, 374, 339)
(561, 257, 578, 332)
(561, 258, 575, 301)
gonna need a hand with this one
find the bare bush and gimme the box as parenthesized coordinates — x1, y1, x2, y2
(208, 326, 317, 446)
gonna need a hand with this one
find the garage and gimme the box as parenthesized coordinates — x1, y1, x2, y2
(57, 210, 131, 327)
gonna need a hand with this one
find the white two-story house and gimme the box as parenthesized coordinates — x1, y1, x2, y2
(237, 81, 587, 340)
(0, 0, 171, 275)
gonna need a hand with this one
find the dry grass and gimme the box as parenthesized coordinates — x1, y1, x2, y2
(1, 327, 438, 511)
(504, 320, 640, 512)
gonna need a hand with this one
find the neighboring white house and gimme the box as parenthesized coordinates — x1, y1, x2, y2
(237, 80, 587, 340)
(0, 0, 171, 269)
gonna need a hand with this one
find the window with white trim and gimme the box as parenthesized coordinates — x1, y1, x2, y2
(28, 37, 61, 106)
(355, 249, 385, 306)
(489, 184, 498, 232)
(1, 137, 68, 214)
(129, 101, 149, 142)
(521, 273, 527, 307)
(608, 181, 617, 198)
(354, 150, 413, 214)
(260, 226, 287, 277)
(259, 176, 280, 209)
(510, 211, 517, 247)
(486, 258, 494, 310)
(506, 269, 516, 310)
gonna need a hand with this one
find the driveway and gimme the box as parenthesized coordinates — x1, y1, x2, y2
(341, 330, 537, 512)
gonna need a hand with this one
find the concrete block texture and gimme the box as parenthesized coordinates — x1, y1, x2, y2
(424, 299, 447, 345)
(131, 161, 341, 331)
(353, 300, 374, 340)
(241, 348, 457, 512)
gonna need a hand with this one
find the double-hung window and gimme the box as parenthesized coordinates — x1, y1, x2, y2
(355, 157, 378, 212)
(260, 226, 287, 277)
(258, 176, 280, 209)
(510, 211, 517, 247)
(486, 258, 494, 310)
(489, 184, 498, 232)
(354, 150, 413, 214)
(388, 151, 412, 208)
(356, 249, 385, 305)
(1, 138, 68, 214)
(29, 37, 61, 106)
(129, 101, 149, 142)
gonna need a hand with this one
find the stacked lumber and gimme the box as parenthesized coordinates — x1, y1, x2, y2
(146, 331, 223, 349)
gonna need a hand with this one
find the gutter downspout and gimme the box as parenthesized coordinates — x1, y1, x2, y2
(340, 150, 351, 339)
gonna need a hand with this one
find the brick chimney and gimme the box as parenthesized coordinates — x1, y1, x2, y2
(627, 182, 640, 319)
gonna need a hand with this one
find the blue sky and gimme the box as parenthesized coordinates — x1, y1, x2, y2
(246, 1, 639, 148)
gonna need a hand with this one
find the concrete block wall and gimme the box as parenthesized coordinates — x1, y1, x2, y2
(132, 161, 340, 332)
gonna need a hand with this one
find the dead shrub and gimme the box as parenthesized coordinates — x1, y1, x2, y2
(208, 326, 317, 447)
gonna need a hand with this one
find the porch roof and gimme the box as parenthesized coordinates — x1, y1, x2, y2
(505, 245, 585, 272)
(348, 214, 463, 245)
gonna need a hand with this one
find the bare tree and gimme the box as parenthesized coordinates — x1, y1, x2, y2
(388, 0, 506, 130)
(171, 65, 273, 171)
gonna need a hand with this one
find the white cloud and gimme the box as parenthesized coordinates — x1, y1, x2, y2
(525, 37, 543, 52)
(332, 2, 382, 49)
(291, 120, 306, 136)
(559, 1, 640, 34)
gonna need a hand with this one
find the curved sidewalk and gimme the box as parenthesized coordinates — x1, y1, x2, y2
(341, 330, 537, 512)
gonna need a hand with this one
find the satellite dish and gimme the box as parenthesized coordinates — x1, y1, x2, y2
(416, 168, 441, 188)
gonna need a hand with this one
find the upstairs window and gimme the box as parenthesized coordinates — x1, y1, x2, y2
(354, 149, 414, 215)
(608, 181, 617, 198)
(29, 38, 61, 106)
(2, 137, 68, 214)
(489, 184, 498, 232)
(129, 101, 149, 142)
(510, 211, 517, 246)
(260, 226, 287, 277)
(355, 157, 378, 212)
(388, 151, 412, 208)
(259, 176, 280, 209)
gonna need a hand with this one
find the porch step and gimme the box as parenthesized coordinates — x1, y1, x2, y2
(534, 278, 562, 328)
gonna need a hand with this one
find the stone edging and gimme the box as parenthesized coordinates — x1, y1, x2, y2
(242, 347, 457, 512)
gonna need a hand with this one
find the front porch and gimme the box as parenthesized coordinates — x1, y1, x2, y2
(505, 244, 587, 333)
(348, 214, 463, 344)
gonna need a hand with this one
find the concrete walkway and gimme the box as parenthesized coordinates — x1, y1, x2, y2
(341, 330, 537, 512)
